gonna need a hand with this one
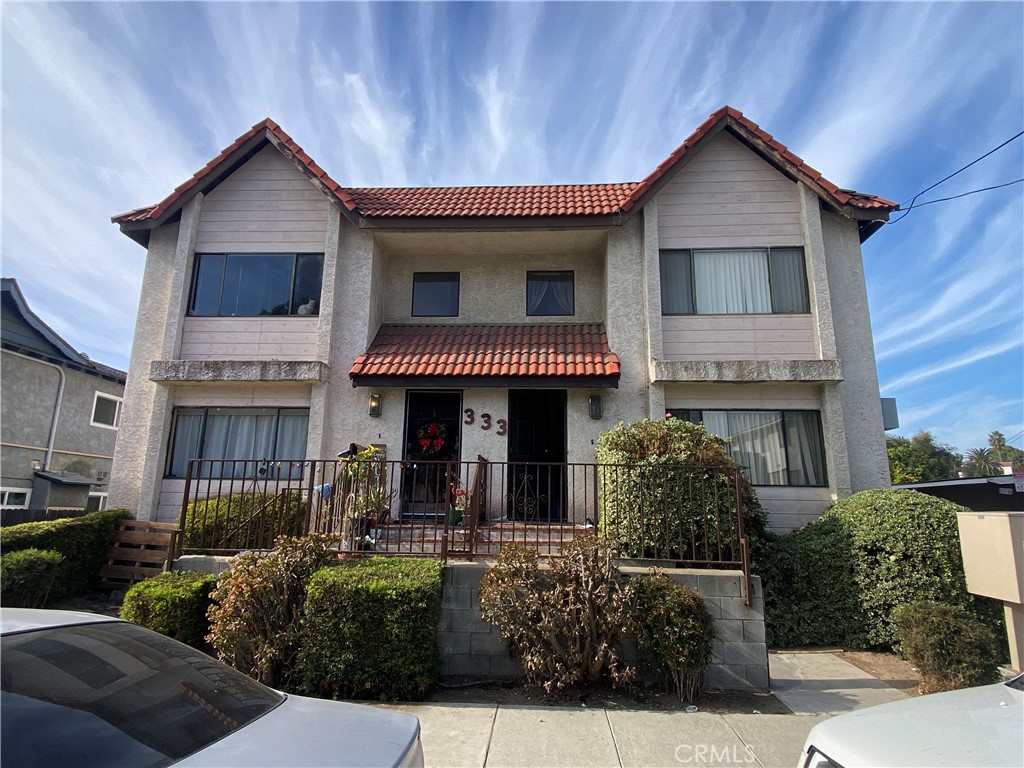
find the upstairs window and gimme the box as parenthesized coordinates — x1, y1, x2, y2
(412, 272, 460, 317)
(190, 253, 324, 317)
(679, 409, 827, 487)
(527, 271, 574, 316)
(660, 248, 810, 315)
(166, 407, 309, 478)
(91, 393, 123, 430)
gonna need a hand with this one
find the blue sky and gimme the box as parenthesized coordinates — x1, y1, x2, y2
(2, 1, 1022, 457)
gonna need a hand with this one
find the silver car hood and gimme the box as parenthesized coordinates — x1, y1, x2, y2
(802, 679, 1023, 768)
(174, 693, 421, 768)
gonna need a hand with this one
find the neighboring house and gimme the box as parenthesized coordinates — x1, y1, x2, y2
(896, 476, 1024, 512)
(1, 278, 127, 512)
(107, 106, 897, 532)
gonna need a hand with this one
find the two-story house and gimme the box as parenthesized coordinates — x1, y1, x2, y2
(1, 278, 127, 514)
(107, 107, 897, 533)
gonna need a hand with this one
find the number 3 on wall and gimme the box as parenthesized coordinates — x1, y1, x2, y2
(463, 408, 475, 425)
(463, 408, 508, 437)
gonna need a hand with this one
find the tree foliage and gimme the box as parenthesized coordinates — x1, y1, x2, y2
(962, 447, 1004, 478)
(886, 431, 960, 484)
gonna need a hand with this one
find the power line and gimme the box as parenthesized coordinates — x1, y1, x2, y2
(887, 178, 1024, 223)
(890, 129, 1024, 224)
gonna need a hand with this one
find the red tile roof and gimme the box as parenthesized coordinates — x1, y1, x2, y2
(349, 324, 621, 386)
(112, 106, 896, 233)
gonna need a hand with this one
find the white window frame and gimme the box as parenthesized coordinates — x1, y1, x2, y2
(1, 488, 32, 509)
(91, 392, 123, 430)
(86, 492, 108, 511)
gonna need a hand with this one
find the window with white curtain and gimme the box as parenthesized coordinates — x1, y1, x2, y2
(682, 409, 827, 487)
(527, 271, 574, 316)
(166, 407, 309, 478)
(660, 248, 810, 315)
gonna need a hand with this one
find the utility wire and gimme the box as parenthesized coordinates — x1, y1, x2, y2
(889, 129, 1024, 224)
(887, 178, 1024, 223)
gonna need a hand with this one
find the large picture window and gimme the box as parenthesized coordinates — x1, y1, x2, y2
(660, 248, 810, 315)
(412, 272, 459, 317)
(680, 409, 826, 487)
(166, 407, 309, 478)
(527, 271, 574, 316)
(190, 253, 323, 317)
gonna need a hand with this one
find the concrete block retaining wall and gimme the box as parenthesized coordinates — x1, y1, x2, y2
(440, 562, 768, 690)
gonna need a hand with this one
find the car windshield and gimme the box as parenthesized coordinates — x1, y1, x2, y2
(1, 621, 283, 768)
(1006, 674, 1024, 692)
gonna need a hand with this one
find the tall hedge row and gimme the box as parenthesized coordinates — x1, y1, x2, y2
(0, 509, 129, 600)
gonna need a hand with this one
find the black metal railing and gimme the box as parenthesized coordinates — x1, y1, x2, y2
(176, 456, 750, 599)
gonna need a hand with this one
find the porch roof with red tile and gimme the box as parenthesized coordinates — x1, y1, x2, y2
(349, 324, 621, 388)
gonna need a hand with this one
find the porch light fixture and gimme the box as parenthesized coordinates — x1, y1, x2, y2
(368, 393, 383, 417)
(588, 395, 602, 420)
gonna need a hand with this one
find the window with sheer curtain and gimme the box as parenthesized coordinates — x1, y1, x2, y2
(166, 408, 309, 478)
(527, 271, 575, 316)
(660, 248, 810, 315)
(681, 409, 827, 486)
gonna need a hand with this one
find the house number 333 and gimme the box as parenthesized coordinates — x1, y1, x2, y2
(463, 409, 507, 436)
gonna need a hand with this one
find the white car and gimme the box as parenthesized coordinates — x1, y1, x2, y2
(1, 608, 424, 768)
(799, 673, 1023, 767)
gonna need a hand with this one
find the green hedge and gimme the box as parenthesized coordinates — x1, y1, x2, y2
(761, 517, 868, 648)
(0, 549, 64, 607)
(0, 510, 128, 599)
(299, 558, 443, 701)
(121, 571, 219, 650)
(762, 489, 1006, 652)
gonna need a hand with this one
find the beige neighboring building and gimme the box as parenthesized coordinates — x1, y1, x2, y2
(107, 106, 896, 532)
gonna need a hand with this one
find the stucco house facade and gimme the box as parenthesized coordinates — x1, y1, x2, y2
(107, 106, 896, 532)
(1, 278, 127, 512)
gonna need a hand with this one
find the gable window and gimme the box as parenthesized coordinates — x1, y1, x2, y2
(412, 272, 459, 317)
(527, 271, 574, 316)
(166, 407, 309, 478)
(91, 393, 123, 430)
(1, 489, 31, 509)
(660, 248, 809, 315)
(190, 253, 324, 317)
(680, 409, 826, 487)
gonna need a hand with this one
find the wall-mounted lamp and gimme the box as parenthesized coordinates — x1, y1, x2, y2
(368, 393, 383, 417)
(588, 395, 603, 420)
(31, 460, 42, 471)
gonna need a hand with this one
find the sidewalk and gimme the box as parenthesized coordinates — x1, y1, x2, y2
(381, 652, 908, 768)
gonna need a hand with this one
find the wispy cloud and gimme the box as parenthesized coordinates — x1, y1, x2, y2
(882, 333, 1022, 392)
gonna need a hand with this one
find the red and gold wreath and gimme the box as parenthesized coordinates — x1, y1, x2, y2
(416, 422, 447, 456)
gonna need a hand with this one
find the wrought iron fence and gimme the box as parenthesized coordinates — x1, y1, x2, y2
(176, 456, 749, 594)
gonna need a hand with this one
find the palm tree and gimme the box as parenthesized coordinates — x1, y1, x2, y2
(988, 431, 1007, 462)
(963, 447, 1003, 478)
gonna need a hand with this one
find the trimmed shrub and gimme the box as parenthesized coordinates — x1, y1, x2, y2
(597, 419, 768, 566)
(479, 535, 635, 692)
(299, 558, 443, 701)
(823, 489, 976, 648)
(0, 549, 64, 607)
(760, 518, 868, 648)
(183, 490, 306, 551)
(121, 570, 219, 650)
(631, 571, 715, 702)
(894, 600, 1001, 693)
(207, 534, 336, 691)
(0, 509, 128, 598)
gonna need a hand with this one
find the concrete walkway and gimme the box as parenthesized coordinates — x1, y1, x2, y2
(381, 651, 907, 768)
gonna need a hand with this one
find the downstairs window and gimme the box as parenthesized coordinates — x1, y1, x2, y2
(680, 409, 827, 487)
(166, 407, 309, 478)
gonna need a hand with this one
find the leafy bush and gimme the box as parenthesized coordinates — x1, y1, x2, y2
(121, 570, 218, 649)
(630, 571, 715, 702)
(0, 509, 128, 598)
(823, 489, 977, 648)
(207, 534, 336, 690)
(894, 600, 1001, 693)
(760, 518, 868, 648)
(299, 558, 443, 701)
(479, 535, 635, 692)
(183, 490, 306, 552)
(0, 549, 64, 607)
(597, 419, 767, 565)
